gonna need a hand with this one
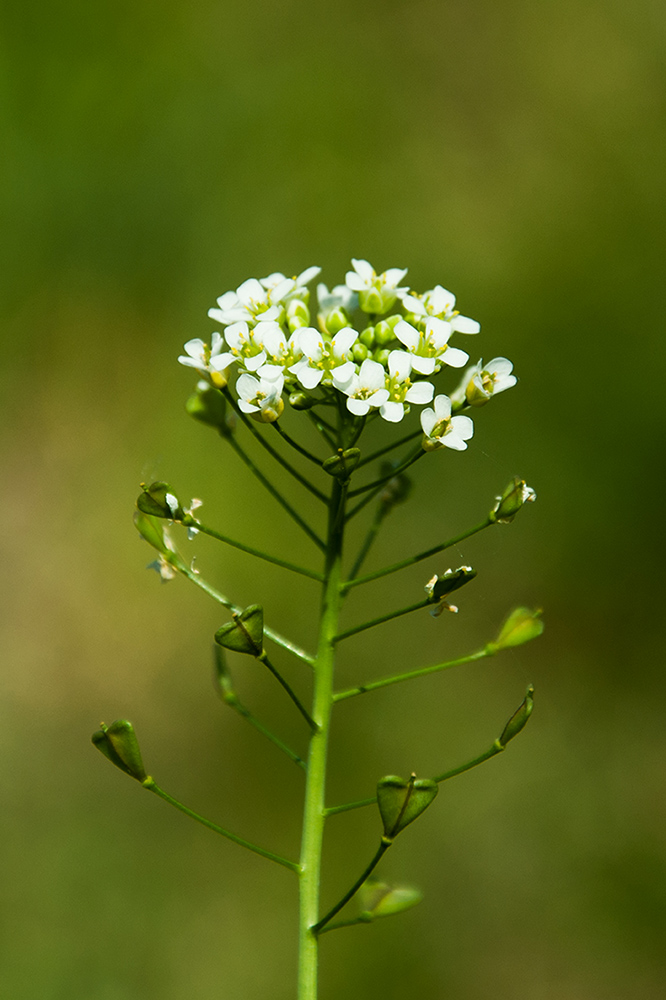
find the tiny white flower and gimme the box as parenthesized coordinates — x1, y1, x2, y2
(184, 498, 203, 540)
(394, 319, 469, 373)
(338, 358, 390, 415)
(317, 282, 357, 315)
(208, 276, 289, 327)
(178, 333, 231, 387)
(379, 350, 435, 423)
(464, 358, 517, 406)
(421, 394, 474, 452)
(345, 258, 409, 314)
(289, 327, 357, 390)
(236, 372, 285, 423)
(261, 266, 321, 301)
(400, 285, 480, 334)
(222, 321, 268, 373)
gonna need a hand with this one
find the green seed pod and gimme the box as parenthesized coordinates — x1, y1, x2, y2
(136, 482, 182, 520)
(186, 385, 234, 437)
(322, 448, 361, 480)
(91, 720, 147, 781)
(487, 607, 544, 653)
(133, 510, 170, 552)
(376, 774, 438, 840)
(499, 685, 535, 747)
(358, 878, 423, 921)
(489, 477, 537, 523)
(215, 605, 264, 656)
(426, 566, 477, 601)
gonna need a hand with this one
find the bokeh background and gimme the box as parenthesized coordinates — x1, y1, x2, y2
(2, 0, 665, 997)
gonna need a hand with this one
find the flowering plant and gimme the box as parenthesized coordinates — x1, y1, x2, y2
(93, 259, 541, 1000)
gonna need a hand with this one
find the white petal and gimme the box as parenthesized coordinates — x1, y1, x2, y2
(388, 350, 412, 380)
(429, 286, 455, 314)
(379, 401, 405, 423)
(238, 399, 258, 414)
(487, 357, 514, 375)
(495, 375, 517, 393)
(383, 267, 408, 286)
(245, 352, 267, 372)
(270, 278, 295, 303)
(351, 258, 374, 281)
(236, 373, 259, 400)
(331, 360, 355, 383)
(366, 388, 390, 406)
(394, 320, 420, 351)
(358, 358, 386, 390)
(224, 322, 249, 350)
(433, 394, 452, 420)
(451, 315, 480, 334)
(256, 363, 284, 380)
(347, 397, 371, 416)
(260, 305, 283, 322)
(345, 272, 366, 291)
(260, 272, 286, 289)
(451, 415, 474, 440)
(297, 265, 321, 285)
(183, 338, 205, 359)
(405, 381, 435, 404)
(216, 290, 238, 309)
(178, 355, 203, 369)
(298, 366, 324, 390)
(409, 355, 437, 376)
(211, 332, 224, 353)
(421, 408, 436, 436)
(236, 278, 266, 305)
(443, 434, 468, 451)
(332, 326, 357, 356)
(298, 328, 324, 361)
(210, 353, 236, 371)
(441, 347, 469, 368)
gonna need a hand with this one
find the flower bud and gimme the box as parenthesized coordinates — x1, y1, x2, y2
(489, 477, 537, 523)
(322, 448, 361, 480)
(359, 286, 384, 315)
(360, 326, 375, 349)
(373, 348, 390, 366)
(358, 878, 423, 921)
(487, 607, 543, 653)
(136, 482, 183, 520)
(289, 391, 317, 410)
(352, 343, 369, 363)
(215, 605, 264, 656)
(186, 384, 235, 437)
(498, 685, 535, 747)
(374, 320, 395, 347)
(376, 774, 438, 841)
(286, 298, 310, 330)
(91, 720, 147, 781)
(325, 307, 350, 335)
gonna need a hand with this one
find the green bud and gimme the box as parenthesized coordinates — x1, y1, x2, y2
(136, 482, 183, 520)
(489, 477, 537, 524)
(358, 878, 423, 921)
(359, 287, 384, 314)
(376, 774, 438, 840)
(325, 307, 350, 335)
(385, 313, 401, 330)
(360, 327, 375, 349)
(322, 448, 361, 480)
(213, 646, 237, 704)
(289, 391, 317, 410)
(498, 685, 535, 747)
(186, 385, 234, 437)
(287, 298, 310, 328)
(374, 321, 394, 347)
(214, 605, 264, 656)
(133, 509, 170, 552)
(92, 720, 147, 781)
(352, 343, 369, 363)
(487, 607, 544, 653)
(373, 348, 390, 367)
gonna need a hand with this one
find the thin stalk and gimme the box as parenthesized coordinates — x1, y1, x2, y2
(142, 778, 299, 872)
(227, 435, 326, 552)
(342, 517, 493, 593)
(273, 421, 324, 466)
(258, 651, 317, 731)
(333, 647, 492, 701)
(347, 504, 388, 581)
(224, 389, 327, 503)
(306, 409, 338, 450)
(297, 479, 345, 1000)
(190, 519, 323, 581)
(347, 447, 425, 498)
(325, 741, 507, 817)
(356, 428, 421, 469)
(171, 556, 315, 665)
(312, 841, 389, 934)
(317, 916, 371, 934)
(332, 597, 433, 644)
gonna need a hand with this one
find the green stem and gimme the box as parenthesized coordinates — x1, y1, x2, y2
(142, 778, 299, 872)
(317, 915, 371, 934)
(224, 389, 327, 503)
(171, 556, 315, 665)
(342, 518, 493, 593)
(325, 740, 506, 817)
(258, 651, 317, 731)
(312, 841, 389, 934)
(306, 409, 338, 450)
(274, 421, 324, 466)
(227, 435, 326, 551)
(333, 647, 492, 701)
(347, 447, 425, 498)
(347, 504, 388, 581)
(356, 428, 421, 468)
(332, 597, 434, 644)
(189, 519, 323, 581)
(297, 479, 346, 1000)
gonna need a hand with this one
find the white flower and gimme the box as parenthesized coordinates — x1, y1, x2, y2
(379, 351, 435, 423)
(220, 320, 279, 373)
(400, 285, 480, 334)
(338, 358, 390, 416)
(289, 327, 357, 390)
(464, 358, 517, 406)
(261, 266, 321, 301)
(208, 276, 291, 327)
(394, 319, 469, 374)
(345, 258, 409, 314)
(236, 372, 285, 423)
(420, 394, 474, 451)
(317, 282, 357, 315)
(178, 333, 231, 387)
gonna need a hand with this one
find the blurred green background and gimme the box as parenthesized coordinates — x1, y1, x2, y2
(2, 0, 665, 997)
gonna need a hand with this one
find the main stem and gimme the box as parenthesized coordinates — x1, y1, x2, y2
(298, 479, 345, 1000)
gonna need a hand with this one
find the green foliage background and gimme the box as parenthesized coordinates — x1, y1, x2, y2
(2, 0, 664, 997)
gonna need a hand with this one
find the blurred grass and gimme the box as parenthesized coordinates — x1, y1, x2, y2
(1, 0, 665, 997)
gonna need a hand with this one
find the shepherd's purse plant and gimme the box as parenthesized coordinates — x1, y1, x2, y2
(93, 259, 541, 999)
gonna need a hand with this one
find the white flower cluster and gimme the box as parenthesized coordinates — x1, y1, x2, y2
(179, 260, 516, 447)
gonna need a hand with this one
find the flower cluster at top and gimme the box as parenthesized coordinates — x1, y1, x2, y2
(178, 260, 517, 451)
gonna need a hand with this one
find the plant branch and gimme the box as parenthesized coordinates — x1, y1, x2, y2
(312, 841, 390, 935)
(258, 651, 317, 731)
(273, 421, 324, 466)
(347, 504, 388, 581)
(143, 778, 300, 872)
(332, 597, 434, 644)
(333, 647, 492, 701)
(188, 519, 323, 581)
(347, 447, 425, 497)
(356, 429, 421, 469)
